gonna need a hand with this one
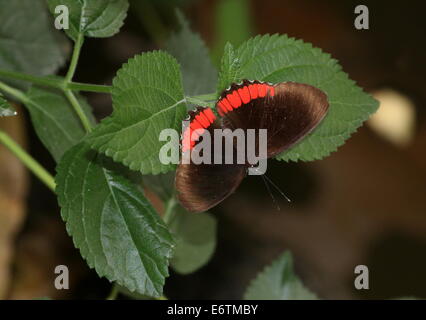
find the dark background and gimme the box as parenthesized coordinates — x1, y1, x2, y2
(1, 0, 426, 299)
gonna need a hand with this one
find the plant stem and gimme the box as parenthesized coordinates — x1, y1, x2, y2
(0, 131, 55, 191)
(66, 33, 84, 83)
(67, 82, 112, 93)
(0, 69, 112, 93)
(64, 90, 92, 132)
(163, 197, 177, 224)
(63, 33, 93, 133)
(106, 283, 119, 300)
(190, 93, 217, 101)
(185, 96, 216, 108)
(0, 69, 62, 89)
(0, 81, 30, 104)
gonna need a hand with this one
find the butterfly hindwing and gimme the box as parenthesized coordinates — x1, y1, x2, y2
(175, 107, 246, 213)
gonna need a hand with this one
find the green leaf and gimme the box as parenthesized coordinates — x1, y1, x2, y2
(0, 0, 67, 88)
(0, 94, 16, 117)
(87, 51, 187, 174)
(244, 251, 318, 300)
(165, 10, 217, 97)
(48, 0, 129, 41)
(169, 207, 217, 275)
(218, 34, 379, 161)
(55, 141, 175, 297)
(25, 87, 95, 162)
(216, 42, 242, 95)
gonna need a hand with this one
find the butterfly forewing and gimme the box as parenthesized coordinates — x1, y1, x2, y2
(219, 81, 329, 158)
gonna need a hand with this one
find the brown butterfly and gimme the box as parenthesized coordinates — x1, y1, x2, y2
(175, 80, 329, 212)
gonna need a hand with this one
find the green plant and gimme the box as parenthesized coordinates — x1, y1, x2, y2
(0, 0, 378, 299)
(243, 251, 318, 300)
(245, 251, 420, 300)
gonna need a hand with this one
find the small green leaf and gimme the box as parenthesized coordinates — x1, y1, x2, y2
(0, 95, 16, 117)
(48, 0, 129, 41)
(218, 34, 379, 161)
(55, 142, 175, 297)
(0, 0, 67, 88)
(165, 11, 217, 97)
(169, 207, 217, 275)
(25, 86, 95, 162)
(244, 251, 318, 300)
(87, 51, 187, 174)
(217, 42, 242, 95)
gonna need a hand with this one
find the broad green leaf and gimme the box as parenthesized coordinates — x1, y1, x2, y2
(216, 42, 242, 95)
(87, 51, 187, 174)
(25, 87, 95, 162)
(55, 142, 175, 297)
(48, 0, 129, 41)
(218, 34, 379, 162)
(0, 0, 67, 88)
(244, 251, 318, 300)
(0, 95, 16, 117)
(169, 207, 217, 275)
(165, 11, 217, 97)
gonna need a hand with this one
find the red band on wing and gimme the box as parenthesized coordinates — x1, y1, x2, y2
(258, 84, 267, 97)
(182, 108, 216, 152)
(203, 108, 216, 123)
(227, 91, 242, 108)
(196, 114, 210, 128)
(190, 120, 203, 131)
(217, 101, 227, 115)
(215, 82, 276, 118)
(223, 98, 233, 111)
(248, 84, 258, 99)
(237, 86, 251, 104)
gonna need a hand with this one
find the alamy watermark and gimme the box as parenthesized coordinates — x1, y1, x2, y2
(54, 265, 69, 290)
(354, 5, 369, 30)
(54, 5, 69, 30)
(159, 121, 268, 175)
(354, 264, 369, 290)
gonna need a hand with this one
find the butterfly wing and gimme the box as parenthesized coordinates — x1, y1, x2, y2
(217, 80, 329, 158)
(175, 159, 246, 213)
(175, 107, 246, 213)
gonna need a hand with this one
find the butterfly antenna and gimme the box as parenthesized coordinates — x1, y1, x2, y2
(262, 173, 292, 203)
(261, 174, 281, 211)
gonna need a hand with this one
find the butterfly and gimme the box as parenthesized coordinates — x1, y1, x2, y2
(175, 80, 329, 212)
